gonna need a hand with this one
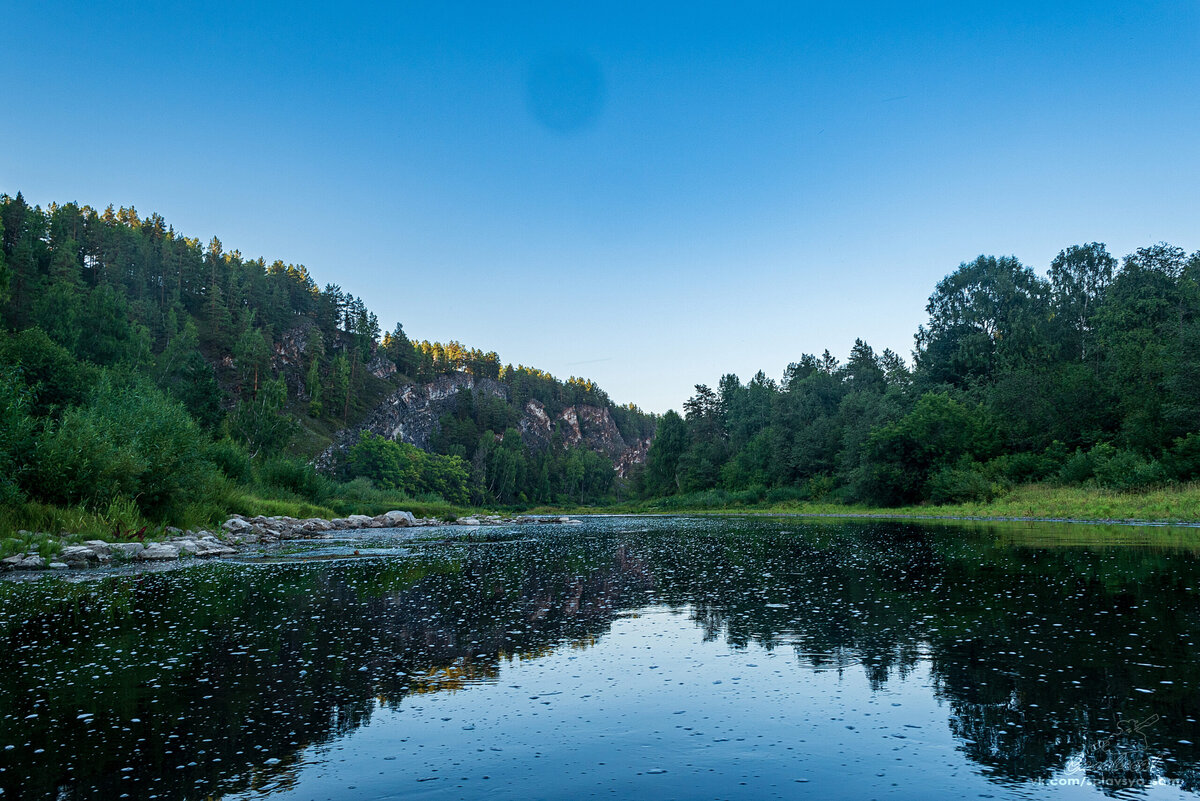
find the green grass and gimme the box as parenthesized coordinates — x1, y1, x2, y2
(11, 480, 1200, 562)
(566, 482, 1200, 525)
(0, 496, 174, 560)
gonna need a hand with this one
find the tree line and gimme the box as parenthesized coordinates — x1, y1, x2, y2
(637, 243, 1200, 506)
(0, 192, 654, 523)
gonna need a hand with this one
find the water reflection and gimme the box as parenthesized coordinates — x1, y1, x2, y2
(1, 517, 1198, 799)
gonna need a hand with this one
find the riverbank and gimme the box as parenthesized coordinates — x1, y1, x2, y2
(0, 511, 580, 570)
(558, 482, 1200, 527)
(7, 482, 1200, 564)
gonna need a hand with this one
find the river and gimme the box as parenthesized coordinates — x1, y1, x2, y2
(2, 516, 1198, 799)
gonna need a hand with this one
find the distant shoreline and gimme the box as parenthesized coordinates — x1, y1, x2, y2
(575, 509, 1200, 528)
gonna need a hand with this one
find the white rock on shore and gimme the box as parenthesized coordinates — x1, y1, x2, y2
(2, 511, 583, 571)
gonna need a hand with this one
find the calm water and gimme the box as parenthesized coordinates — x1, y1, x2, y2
(2, 516, 1200, 800)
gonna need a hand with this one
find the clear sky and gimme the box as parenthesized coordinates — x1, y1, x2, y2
(4, 1, 1199, 412)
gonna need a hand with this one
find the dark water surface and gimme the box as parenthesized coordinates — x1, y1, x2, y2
(2, 516, 1200, 800)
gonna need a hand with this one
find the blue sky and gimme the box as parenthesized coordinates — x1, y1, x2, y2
(4, 1, 1200, 412)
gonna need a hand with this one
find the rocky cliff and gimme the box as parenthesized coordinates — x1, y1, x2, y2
(317, 374, 650, 476)
(315, 373, 506, 468)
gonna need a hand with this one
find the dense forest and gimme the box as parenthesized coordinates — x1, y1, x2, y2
(4, 188, 1200, 532)
(637, 243, 1200, 507)
(0, 192, 653, 532)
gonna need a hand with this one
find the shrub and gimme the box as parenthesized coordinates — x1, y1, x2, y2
(0, 367, 35, 505)
(927, 461, 998, 505)
(1164, 433, 1200, 481)
(0, 327, 98, 415)
(1059, 443, 1164, 490)
(1092, 446, 1163, 490)
(1059, 448, 1097, 485)
(765, 485, 808, 504)
(993, 451, 1057, 484)
(207, 438, 253, 483)
(33, 372, 215, 519)
(256, 457, 334, 502)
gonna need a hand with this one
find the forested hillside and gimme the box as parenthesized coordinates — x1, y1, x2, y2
(0, 192, 654, 533)
(5, 188, 1200, 530)
(637, 244, 1200, 508)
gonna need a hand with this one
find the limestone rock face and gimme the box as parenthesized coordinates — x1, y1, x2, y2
(518, 399, 647, 472)
(615, 437, 653, 479)
(313, 372, 655, 479)
(315, 373, 507, 469)
(367, 354, 396, 379)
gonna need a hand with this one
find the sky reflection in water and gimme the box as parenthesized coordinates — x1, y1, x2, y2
(1, 516, 1198, 800)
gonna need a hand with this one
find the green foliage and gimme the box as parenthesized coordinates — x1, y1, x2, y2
(345, 432, 470, 505)
(206, 437, 253, 483)
(854, 393, 999, 506)
(915, 255, 1052, 386)
(0, 366, 35, 505)
(1164, 434, 1200, 481)
(927, 460, 1000, 505)
(155, 319, 221, 427)
(224, 377, 298, 458)
(643, 410, 687, 496)
(0, 327, 98, 415)
(32, 373, 216, 519)
(1059, 443, 1165, 491)
(257, 458, 334, 503)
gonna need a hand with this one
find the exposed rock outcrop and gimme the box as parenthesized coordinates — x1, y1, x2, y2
(518, 399, 632, 460)
(315, 373, 507, 469)
(316, 372, 653, 476)
(615, 436, 652, 478)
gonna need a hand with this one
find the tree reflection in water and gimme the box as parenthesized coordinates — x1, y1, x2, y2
(0, 517, 1197, 799)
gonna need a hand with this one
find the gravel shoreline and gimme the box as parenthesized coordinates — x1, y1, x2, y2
(0, 511, 581, 572)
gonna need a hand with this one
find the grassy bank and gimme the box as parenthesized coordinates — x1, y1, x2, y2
(0, 484, 484, 560)
(9, 481, 1200, 562)
(559, 482, 1200, 526)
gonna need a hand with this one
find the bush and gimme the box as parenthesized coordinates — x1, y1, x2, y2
(1164, 434, 1200, 481)
(1092, 446, 1163, 490)
(207, 438, 253, 483)
(1059, 448, 1096, 485)
(256, 457, 334, 502)
(0, 367, 35, 505)
(805, 475, 836, 501)
(344, 432, 470, 505)
(992, 451, 1057, 484)
(927, 461, 999, 505)
(1059, 443, 1164, 490)
(32, 372, 216, 519)
(855, 392, 1000, 506)
(0, 327, 98, 415)
(765, 486, 808, 504)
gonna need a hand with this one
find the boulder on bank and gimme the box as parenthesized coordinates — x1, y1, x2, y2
(384, 510, 417, 527)
(138, 543, 180, 561)
(59, 545, 110, 568)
